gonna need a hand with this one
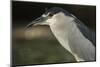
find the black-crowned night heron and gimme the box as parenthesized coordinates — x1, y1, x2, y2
(26, 7, 95, 62)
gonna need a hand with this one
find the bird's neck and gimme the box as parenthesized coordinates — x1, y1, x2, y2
(49, 17, 77, 52)
(50, 18, 95, 61)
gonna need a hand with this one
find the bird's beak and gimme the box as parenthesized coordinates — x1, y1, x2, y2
(25, 16, 47, 29)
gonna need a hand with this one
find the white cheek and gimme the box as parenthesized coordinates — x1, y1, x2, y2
(46, 17, 56, 25)
(42, 14, 47, 17)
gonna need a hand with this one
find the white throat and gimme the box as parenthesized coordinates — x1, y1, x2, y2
(49, 12, 95, 61)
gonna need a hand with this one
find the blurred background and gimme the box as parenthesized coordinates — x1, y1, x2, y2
(12, 1, 96, 66)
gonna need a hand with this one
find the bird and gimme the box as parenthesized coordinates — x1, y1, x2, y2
(25, 7, 96, 62)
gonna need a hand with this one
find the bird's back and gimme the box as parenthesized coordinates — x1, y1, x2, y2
(74, 18, 96, 46)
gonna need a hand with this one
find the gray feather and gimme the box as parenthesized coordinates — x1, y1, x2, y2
(71, 14, 96, 46)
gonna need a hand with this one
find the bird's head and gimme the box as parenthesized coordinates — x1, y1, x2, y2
(26, 7, 74, 28)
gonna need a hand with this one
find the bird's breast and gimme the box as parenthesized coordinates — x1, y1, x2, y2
(50, 22, 73, 52)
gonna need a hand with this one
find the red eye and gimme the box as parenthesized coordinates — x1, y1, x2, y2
(49, 13, 53, 17)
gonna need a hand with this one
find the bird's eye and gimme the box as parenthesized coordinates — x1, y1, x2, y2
(49, 13, 54, 17)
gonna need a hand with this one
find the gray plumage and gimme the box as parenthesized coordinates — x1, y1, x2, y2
(26, 7, 96, 61)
